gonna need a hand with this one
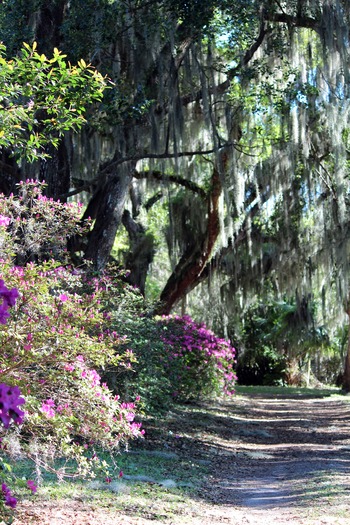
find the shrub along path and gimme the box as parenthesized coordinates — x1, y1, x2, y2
(13, 388, 350, 524)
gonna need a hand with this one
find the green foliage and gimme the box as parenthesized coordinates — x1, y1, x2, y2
(0, 180, 88, 263)
(0, 41, 106, 161)
(0, 184, 143, 493)
(237, 345, 287, 386)
(236, 292, 347, 388)
(168, 0, 217, 35)
(236, 297, 325, 386)
(103, 313, 175, 414)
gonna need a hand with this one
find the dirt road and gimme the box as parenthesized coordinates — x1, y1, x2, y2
(202, 393, 350, 524)
(14, 391, 350, 524)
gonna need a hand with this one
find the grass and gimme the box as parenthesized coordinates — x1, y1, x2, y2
(300, 470, 350, 521)
(235, 384, 342, 397)
(7, 444, 209, 522)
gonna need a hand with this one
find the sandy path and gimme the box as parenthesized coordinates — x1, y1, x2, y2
(13, 393, 350, 524)
(204, 394, 350, 524)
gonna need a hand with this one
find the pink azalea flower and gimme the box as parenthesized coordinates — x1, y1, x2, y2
(27, 480, 37, 493)
(41, 399, 55, 418)
(1, 483, 17, 508)
(0, 384, 25, 428)
(0, 215, 11, 227)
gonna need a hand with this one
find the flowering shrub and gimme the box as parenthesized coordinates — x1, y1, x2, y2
(0, 180, 89, 264)
(0, 183, 143, 523)
(0, 261, 142, 478)
(159, 315, 236, 400)
(104, 311, 236, 411)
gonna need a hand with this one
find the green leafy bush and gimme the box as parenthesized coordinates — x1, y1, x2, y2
(237, 345, 287, 386)
(0, 41, 106, 161)
(0, 184, 143, 499)
(105, 312, 237, 411)
(103, 313, 175, 413)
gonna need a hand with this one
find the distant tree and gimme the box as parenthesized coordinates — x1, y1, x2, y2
(1, 1, 350, 386)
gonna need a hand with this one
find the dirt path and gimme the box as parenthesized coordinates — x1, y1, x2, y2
(201, 393, 350, 524)
(14, 392, 350, 524)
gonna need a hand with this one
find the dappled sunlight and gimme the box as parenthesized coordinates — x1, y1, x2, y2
(139, 391, 350, 520)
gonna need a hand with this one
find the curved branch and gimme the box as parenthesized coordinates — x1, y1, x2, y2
(155, 167, 222, 315)
(264, 11, 319, 31)
(134, 169, 207, 198)
(99, 142, 236, 175)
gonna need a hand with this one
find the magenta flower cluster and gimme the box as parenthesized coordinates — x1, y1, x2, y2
(0, 384, 25, 429)
(159, 315, 237, 397)
(0, 280, 18, 325)
(0, 281, 24, 430)
(1, 483, 17, 509)
(0, 215, 10, 227)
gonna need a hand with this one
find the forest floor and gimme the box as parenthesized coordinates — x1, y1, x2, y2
(13, 388, 350, 525)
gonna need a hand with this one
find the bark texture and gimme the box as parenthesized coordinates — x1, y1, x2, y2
(155, 167, 222, 315)
(84, 163, 134, 271)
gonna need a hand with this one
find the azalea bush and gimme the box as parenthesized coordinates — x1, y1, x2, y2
(159, 315, 237, 400)
(0, 179, 88, 264)
(0, 280, 37, 524)
(0, 264, 142, 476)
(0, 183, 143, 508)
(105, 312, 237, 411)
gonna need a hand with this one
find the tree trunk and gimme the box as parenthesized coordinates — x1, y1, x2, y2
(39, 140, 71, 201)
(33, 0, 68, 54)
(343, 302, 350, 392)
(83, 164, 134, 271)
(122, 210, 155, 296)
(155, 167, 222, 315)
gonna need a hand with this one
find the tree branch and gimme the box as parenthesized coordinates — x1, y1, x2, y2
(264, 11, 318, 31)
(99, 142, 236, 175)
(155, 167, 222, 314)
(60, 181, 97, 200)
(134, 169, 207, 198)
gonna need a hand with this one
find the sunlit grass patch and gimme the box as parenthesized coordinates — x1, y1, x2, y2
(8, 446, 208, 521)
(300, 470, 350, 521)
(235, 385, 341, 397)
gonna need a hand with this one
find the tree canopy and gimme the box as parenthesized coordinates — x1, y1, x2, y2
(0, 0, 350, 383)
